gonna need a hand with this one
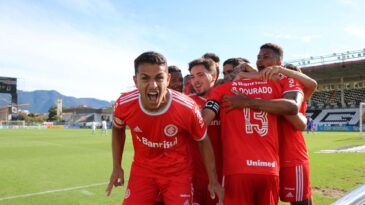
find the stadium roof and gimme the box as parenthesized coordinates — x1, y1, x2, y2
(302, 59, 365, 84)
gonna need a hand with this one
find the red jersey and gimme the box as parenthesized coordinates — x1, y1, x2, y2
(207, 78, 302, 176)
(279, 101, 309, 167)
(189, 94, 223, 180)
(113, 89, 207, 178)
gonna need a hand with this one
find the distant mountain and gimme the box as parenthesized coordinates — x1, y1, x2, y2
(0, 90, 113, 113)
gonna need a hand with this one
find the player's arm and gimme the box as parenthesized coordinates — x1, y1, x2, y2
(284, 113, 307, 131)
(282, 90, 306, 130)
(234, 71, 261, 81)
(198, 137, 224, 204)
(200, 101, 224, 204)
(261, 66, 317, 101)
(222, 91, 298, 115)
(105, 125, 126, 196)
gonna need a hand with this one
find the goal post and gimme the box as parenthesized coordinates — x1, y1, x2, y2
(361, 103, 365, 138)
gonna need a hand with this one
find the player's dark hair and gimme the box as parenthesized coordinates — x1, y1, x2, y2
(237, 57, 250, 64)
(188, 58, 216, 74)
(202, 52, 220, 63)
(223, 58, 250, 68)
(168, 65, 181, 73)
(284, 63, 302, 73)
(202, 52, 220, 80)
(260, 43, 284, 60)
(134, 51, 167, 74)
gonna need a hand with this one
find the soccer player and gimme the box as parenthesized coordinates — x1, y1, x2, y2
(203, 44, 304, 205)
(225, 43, 312, 204)
(222, 57, 250, 82)
(167, 65, 183, 92)
(91, 120, 96, 135)
(105, 51, 223, 205)
(202, 52, 221, 80)
(101, 119, 107, 136)
(259, 63, 317, 205)
(183, 74, 195, 95)
(188, 58, 223, 205)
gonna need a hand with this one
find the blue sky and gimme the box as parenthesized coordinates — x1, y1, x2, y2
(1, 0, 364, 101)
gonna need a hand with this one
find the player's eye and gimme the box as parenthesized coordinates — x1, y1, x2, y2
(141, 76, 149, 81)
(156, 76, 164, 81)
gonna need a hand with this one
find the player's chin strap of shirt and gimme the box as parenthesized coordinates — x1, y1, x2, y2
(204, 100, 220, 115)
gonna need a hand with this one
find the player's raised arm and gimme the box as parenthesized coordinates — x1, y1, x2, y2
(261, 65, 317, 101)
(105, 125, 126, 196)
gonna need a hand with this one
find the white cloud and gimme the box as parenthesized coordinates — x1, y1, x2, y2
(0, 2, 155, 101)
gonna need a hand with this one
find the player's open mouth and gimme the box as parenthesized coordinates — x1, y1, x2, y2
(147, 91, 159, 102)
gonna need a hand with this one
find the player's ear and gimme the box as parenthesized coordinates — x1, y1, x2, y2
(212, 71, 217, 83)
(167, 73, 171, 84)
(276, 57, 282, 66)
(133, 75, 138, 87)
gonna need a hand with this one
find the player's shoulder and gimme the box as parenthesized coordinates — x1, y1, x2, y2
(170, 89, 196, 109)
(117, 89, 139, 103)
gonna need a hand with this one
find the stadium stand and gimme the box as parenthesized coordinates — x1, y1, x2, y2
(287, 49, 365, 130)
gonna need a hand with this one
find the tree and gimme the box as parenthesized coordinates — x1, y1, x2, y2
(47, 105, 58, 121)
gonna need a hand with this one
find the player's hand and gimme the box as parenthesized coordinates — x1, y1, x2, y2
(260, 66, 281, 81)
(105, 167, 124, 196)
(222, 90, 250, 112)
(208, 180, 224, 205)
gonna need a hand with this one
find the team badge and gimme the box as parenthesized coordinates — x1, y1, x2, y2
(124, 188, 131, 199)
(164, 124, 178, 137)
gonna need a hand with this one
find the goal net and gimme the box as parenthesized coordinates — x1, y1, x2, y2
(360, 103, 365, 138)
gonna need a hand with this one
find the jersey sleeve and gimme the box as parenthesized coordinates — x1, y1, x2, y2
(279, 75, 304, 96)
(112, 96, 126, 128)
(189, 103, 208, 141)
(205, 83, 231, 114)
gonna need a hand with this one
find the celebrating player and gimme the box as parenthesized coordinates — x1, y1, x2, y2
(105, 51, 223, 205)
(260, 63, 317, 205)
(189, 57, 223, 205)
(202, 43, 304, 205)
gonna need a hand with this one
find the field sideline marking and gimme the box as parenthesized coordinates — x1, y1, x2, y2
(0, 182, 108, 201)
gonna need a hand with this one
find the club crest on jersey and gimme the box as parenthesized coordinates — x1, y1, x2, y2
(164, 124, 178, 137)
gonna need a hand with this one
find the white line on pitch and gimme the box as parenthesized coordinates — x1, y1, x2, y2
(0, 182, 107, 201)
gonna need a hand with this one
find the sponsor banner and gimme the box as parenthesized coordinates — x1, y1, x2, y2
(316, 125, 358, 131)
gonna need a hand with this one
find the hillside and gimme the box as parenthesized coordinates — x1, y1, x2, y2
(0, 90, 112, 113)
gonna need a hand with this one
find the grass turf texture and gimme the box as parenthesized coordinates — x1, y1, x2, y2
(0, 129, 364, 205)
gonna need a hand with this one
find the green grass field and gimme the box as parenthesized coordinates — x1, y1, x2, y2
(0, 129, 364, 205)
